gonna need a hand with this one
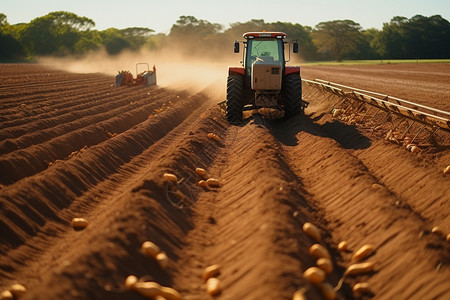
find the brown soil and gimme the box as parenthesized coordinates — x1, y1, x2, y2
(0, 63, 449, 300)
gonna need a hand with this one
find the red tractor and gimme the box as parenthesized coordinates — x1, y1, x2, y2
(115, 63, 156, 87)
(226, 32, 307, 123)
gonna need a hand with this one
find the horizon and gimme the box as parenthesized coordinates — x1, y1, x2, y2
(2, 0, 450, 33)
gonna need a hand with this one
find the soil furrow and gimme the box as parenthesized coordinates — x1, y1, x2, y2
(271, 115, 450, 300)
(0, 88, 173, 153)
(0, 92, 206, 256)
(1, 63, 449, 300)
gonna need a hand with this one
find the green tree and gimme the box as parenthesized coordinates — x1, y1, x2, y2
(168, 16, 223, 57)
(21, 11, 95, 56)
(121, 27, 155, 50)
(0, 13, 7, 27)
(375, 15, 450, 59)
(266, 22, 317, 60)
(313, 20, 363, 61)
(0, 13, 25, 60)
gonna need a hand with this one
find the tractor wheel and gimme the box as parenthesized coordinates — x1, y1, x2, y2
(226, 75, 244, 124)
(283, 74, 303, 117)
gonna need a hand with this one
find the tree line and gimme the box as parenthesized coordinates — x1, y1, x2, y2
(0, 11, 449, 62)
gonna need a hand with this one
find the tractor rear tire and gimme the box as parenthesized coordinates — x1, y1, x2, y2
(226, 75, 244, 124)
(283, 74, 303, 117)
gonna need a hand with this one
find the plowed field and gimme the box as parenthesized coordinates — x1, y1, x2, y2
(1, 63, 449, 300)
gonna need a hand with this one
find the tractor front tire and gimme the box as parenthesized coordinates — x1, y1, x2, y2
(283, 74, 303, 117)
(226, 75, 244, 124)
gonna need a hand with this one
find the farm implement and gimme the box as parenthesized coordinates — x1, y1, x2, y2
(303, 79, 450, 148)
(115, 63, 157, 87)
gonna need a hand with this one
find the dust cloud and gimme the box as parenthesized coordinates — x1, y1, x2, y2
(39, 47, 242, 101)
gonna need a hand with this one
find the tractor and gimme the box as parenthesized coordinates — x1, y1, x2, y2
(115, 63, 157, 87)
(226, 32, 307, 123)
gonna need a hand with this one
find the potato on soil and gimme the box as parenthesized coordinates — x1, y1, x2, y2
(195, 167, 207, 177)
(320, 282, 336, 300)
(125, 275, 138, 289)
(133, 282, 162, 298)
(156, 252, 168, 269)
(163, 173, 178, 183)
(71, 218, 89, 229)
(444, 165, 450, 174)
(206, 278, 221, 296)
(0, 290, 13, 300)
(309, 244, 330, 259)
(447, 233, 450, 242)
(141, 241, 161, 258)
(338, 241, 348, 251)
(206, 178, 221, 188)
(159, 286, 182, 300)
(292, 289, 306, 300)
(207, 133, 220, 141)
(9, 284, 26, 298)
(202, 264, 221, 281)
(345, 261, 375, 276)
(352, 244, 375, 261)
(302, 222, 321, 241)
(353, 282, 372, 295)
(431, 226, 444, 236)
(303, 267, 325, 284)
(198, 180, 208, 188)
(317, 258, 333, 274)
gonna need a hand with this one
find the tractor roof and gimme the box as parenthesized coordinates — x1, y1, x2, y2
(243, 32, 287, 39)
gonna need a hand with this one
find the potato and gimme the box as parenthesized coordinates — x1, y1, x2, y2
(206, 278, 221, 296)
(352, 244, 375, 261)
(302, 222, 321, 242)
(332, 109, 344, 118)
(353, 282, 371, 295)
(163, 173, 178, 183)
(410, 145, 420, 154)
(156, 252, 168, 269)
(431, 226, 444, 236)
(338, 241, 348, 251)
(320, 282, 336, 300)
(206, 178, 221, 188)
(141, 241, 161, 258)
(0, 290, 13, 300)
(71, 218, 89, 229)
(198, 180, 208, 188)
(371, 183, 383, 190)
(202, 264, 221, 282)
(444, 166, 450, 174)
(207, 133, 220, 141)
(317, 258, 333, 274)
(447, 233, 450, 242)
(9, 284, 26, 298)
(125, 275, 138, 290)
(195, 168, 207, 177)
(133, 282, 162, 298)
(345, 262, 375, 276)
(309, 244, 330, 259)
(303, 267, 325, 284)
(292, 289, 307, 300)
(159, 286, 182, 300)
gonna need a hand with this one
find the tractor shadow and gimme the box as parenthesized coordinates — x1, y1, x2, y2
(256, 113, 372, 150)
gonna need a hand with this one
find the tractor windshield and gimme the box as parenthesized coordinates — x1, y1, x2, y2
(245, 38, 284, 75)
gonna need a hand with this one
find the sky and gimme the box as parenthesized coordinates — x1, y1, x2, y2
(1, 0, 450, 33)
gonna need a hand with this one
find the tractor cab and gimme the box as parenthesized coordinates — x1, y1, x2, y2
(237, 32, 291, 80)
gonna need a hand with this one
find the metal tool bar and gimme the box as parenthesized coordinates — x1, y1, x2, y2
(302, 79, 450, 133)
(313, 79, 450, 118)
